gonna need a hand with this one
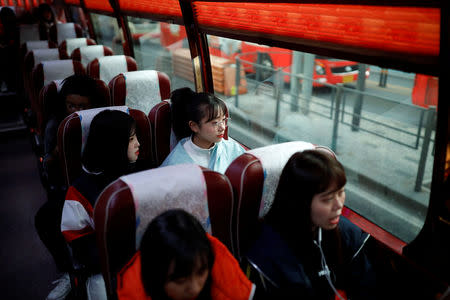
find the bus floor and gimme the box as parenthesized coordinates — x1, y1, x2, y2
(0, 131, 59, 299)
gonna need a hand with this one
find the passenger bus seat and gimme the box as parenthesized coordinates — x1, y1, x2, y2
(49, 22, 84, 45)
(224, 141, 318, 261)
(57, 106, 153, 187)
(71, 45, 114, 68)
(87, 55, 137, 85)
(93, 163, 234, 299)
(58, 37, 96, 59)
(109, 70, 171, 115)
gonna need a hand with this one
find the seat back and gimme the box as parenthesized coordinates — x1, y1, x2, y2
(58, 37, 96, 59)
(19, 23, 39, 44)
(31, 60, 85, 131)
(49, 22, 83, 45)
(38, 78, 111, 136)
(109, 70, 171, 115)
(94, 163, 234, 298)
(23, 48, 63, 102)
(71, 45, 114, 68)
(87, 55, 137, 85)
(225, 141, 322, 260)
(58, 106, 153, 187)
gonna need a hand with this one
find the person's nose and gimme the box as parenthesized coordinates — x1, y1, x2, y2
(333, 194, 344, 211)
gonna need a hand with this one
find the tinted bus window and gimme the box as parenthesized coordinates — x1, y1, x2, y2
(128, 18, 195, 91)
(204, 36, 437, 243)
(89, 13, 124, 55)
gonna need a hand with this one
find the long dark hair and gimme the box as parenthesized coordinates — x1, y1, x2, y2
(140, 209, 214, 300)
(171, 88, 226, 141)
(81, 110, 136, 181)
(264, 150, 346, 253)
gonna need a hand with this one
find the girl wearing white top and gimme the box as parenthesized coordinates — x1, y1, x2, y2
(161, 88, 245, 174)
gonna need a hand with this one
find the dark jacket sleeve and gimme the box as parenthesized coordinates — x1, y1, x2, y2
(69, 232, 101, 273)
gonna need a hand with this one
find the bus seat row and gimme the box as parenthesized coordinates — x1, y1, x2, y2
(91, 141, 335, 299)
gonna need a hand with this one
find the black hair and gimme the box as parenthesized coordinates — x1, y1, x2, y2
(52, 74, 104, 121)
(0, 7, 16, 29)
(140, 209, 214, 300)
(81, 110, 136, 181)
(170, 88, 227, 140)
(37, 3, 55, 22)
(264, 150, 346, 250)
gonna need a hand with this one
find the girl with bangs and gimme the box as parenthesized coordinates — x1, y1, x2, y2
(116, 209, 255, 300)
(245, 150, 377, 300)
(59, 110, 140, 300)
(161, 88, 245, 174)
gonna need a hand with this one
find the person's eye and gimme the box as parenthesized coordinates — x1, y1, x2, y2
(173, 277, 188, 284)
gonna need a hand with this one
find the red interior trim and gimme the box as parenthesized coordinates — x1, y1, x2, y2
(118, 0, 182, 17)
(64, 0, 80, 5)
(193, 3, 439, 57)
(84, 0, 113, 13)
(342, 206, 406, 255)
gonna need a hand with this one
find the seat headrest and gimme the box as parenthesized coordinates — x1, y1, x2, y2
(78, 45, 105, 67)
(63, 37, 89, 57)
(42, 60, 75, 86)
(119, 164, 210, 248)
(122, 70, 162, 114)
(76, 106, 129, 153)
(32, 48, 60, 66)
(56, 23, 77, 44)
(247, 141, 315, 217)
(25, 40, 50, 51)
(98, 55, 128, 84)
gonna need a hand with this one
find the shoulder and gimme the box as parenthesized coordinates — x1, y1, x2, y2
(338, 216, 370, 255)
(161, 138, 192, 166)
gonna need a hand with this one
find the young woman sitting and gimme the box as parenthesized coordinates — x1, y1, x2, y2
(161, 88, 245, 174)
(117, 209, 255, 300)
(245, 150, 377, 300)
(59, 109, 140, 300)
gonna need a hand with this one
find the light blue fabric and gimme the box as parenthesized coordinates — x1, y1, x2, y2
(161, 137, 245, 174)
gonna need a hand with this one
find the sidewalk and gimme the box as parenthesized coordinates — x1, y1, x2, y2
(224, 84, 434, 243)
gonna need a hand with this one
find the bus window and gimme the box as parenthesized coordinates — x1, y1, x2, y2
(128, 19, 194, 91)
(89, 13, 124, 55)
(203, 38, 437, 243)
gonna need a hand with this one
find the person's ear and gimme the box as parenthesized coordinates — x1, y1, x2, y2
(189, 120, 199, 133)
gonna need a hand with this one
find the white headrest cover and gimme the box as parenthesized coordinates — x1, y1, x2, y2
(26, 40, 49, 51)
(53, 79, 64, 92)
(123, 70, 161, 114)
(98, 55, 128, 84)
(120, 163, 210, 248)
(33, 48, 59, 66)
(42, 60, 74, 86)
(65, 38, 88, 57)
(20, 24, 39, 44)
(79, 45, 105, 67)
(57, 23, 77, 44)
(248, 141, 315, 217)
(76, 106, 129, 153)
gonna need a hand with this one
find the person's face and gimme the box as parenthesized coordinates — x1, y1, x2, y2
(190, 110, 227, 149)
(311, 184, 345, 230)
(65, 94, 91, 114)
(43, 10, 52, 21)
(164, 258, 209, 300)
(127, 132, 140, 163)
